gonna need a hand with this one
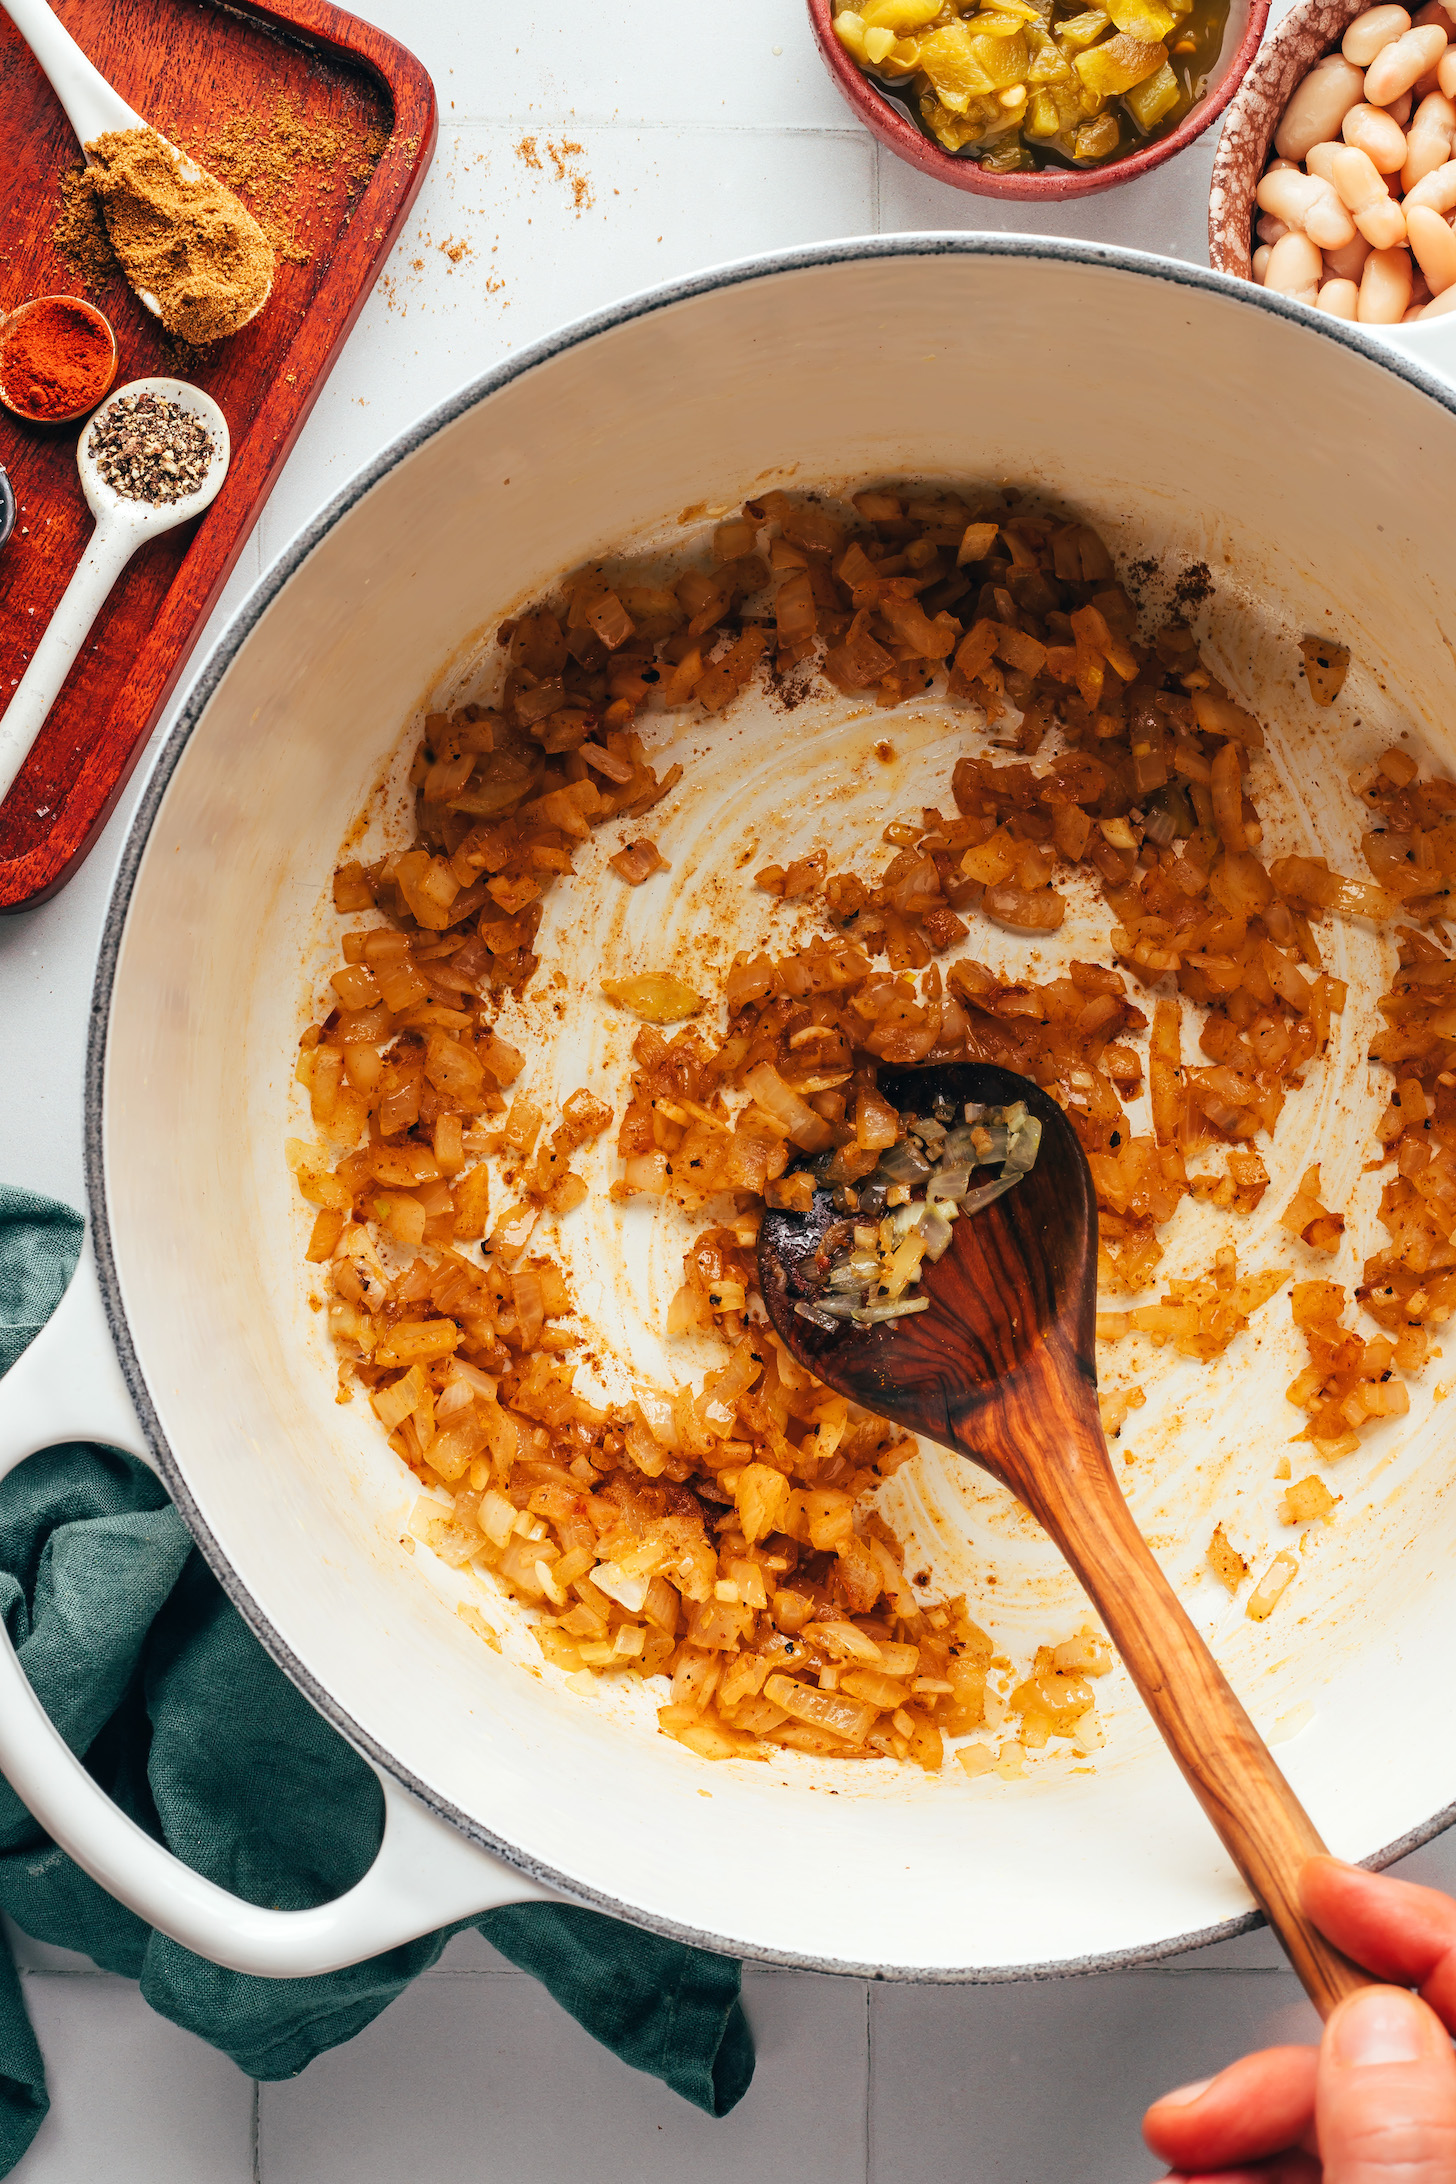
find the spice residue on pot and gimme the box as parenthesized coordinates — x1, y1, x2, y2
(0, 296, 116, 422)
(88, 390, 215, 505)
(84, 127, 273, 344)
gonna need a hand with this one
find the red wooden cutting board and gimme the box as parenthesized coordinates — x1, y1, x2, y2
(0, 0, 435, 909)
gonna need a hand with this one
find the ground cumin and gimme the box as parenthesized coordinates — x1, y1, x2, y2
(51, 163, 116, 291)
(84, 127, 273, 344)
(200, 98, 388, 266)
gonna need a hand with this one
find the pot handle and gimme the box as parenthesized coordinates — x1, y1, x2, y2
(0, 1236, 560, 1977)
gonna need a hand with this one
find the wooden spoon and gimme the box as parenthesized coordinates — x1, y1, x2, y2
(758, 1059, 1370, 2015)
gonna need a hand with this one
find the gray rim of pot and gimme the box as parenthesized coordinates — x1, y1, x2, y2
(0, 469, 14, 554)
(86, 231, 1456, 1983)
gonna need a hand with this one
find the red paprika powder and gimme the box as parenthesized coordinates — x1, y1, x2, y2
(0, 296, 115, 421)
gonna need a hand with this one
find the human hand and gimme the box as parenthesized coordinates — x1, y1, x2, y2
(1143, 1856, 1456, 2181)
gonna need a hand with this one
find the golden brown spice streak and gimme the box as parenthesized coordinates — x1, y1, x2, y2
(294, 484, 1454, 1769)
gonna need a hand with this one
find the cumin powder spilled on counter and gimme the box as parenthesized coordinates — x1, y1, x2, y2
(84, 127, 273, 344)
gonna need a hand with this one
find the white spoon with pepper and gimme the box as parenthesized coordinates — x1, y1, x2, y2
(0, 379, 229, 808)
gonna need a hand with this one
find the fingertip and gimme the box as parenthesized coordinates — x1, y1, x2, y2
(1326, 1982, 1447, 2066)
(1300, 1851, 1358, 1890)
(1299, 1853, 1368, 1917)
(1147, 2077, 1214, 2111)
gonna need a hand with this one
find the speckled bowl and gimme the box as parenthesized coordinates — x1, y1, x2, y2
(1209, 0, 1370, 278)
(0, 466, 13, 554)
(807, 0, 1272, 200)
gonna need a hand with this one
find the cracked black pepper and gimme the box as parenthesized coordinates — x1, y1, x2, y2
(87, 391, 216, 506)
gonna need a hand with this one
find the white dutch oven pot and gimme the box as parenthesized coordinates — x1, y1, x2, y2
(3, 238, 1456, 1983)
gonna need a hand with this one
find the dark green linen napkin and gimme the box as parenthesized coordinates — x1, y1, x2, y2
(0, 1184, 752, 2174)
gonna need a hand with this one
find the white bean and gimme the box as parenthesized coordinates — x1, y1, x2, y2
(1252, 242, 1274, 281)
(1364, 23, 1449, 102)
(1265, 154, 1299, 170)
(1342, 3, 1411, 63)
(1439, 45, 1456, 93)
(1343, 99, 1411, 164)
(1405, 153, 1456, 208)
(1412, 0, 1456, 25)
(1317, 276, 1363, 314)
(1306, 141, 1341, 180)
(1322, 229, 1375, 276)
(1256, 166, 1359, 246)
(1402, 89, 1456, 187)
(1358, 242, 1416, 316)
(1332, 142, 1410, 243)
(1265, 231, 1325, 302)
(1257, 212, 1292, 242)
(1419, 280, 1456, 309)
(1275, 54, 1367, 157)
(1407, 199, 1456, 284)
(1389, 86, 1416, 120)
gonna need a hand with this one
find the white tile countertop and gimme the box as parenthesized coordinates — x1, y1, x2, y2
(4, 1, 1455, 2177)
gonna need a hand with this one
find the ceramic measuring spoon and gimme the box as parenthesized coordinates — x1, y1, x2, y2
(0, 378, 229, 808)
(0, 0, 273, 329)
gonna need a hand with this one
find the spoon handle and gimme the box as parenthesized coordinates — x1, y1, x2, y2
(1019, 1409, 1372, 2017)
(0, 525, 137, 808)
(0, 0, 147, 149)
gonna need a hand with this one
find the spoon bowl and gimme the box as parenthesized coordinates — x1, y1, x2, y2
(76, 376, 230, 534)
(0, 295, 117, 426)
(760, 1060, 1371, 2016)
(1, 0, 272, 334)
(761, 1064, 1095, 1457)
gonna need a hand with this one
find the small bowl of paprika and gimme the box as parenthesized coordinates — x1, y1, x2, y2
(0, 295, 117, 427)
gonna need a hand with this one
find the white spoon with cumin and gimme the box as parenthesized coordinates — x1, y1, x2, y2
(0, 0, 273, 341)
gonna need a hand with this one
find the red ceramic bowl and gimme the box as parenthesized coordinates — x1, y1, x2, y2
(806, 0, 1272, 199)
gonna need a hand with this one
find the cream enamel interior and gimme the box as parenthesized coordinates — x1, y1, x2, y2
(98, 246, 1456, 1975)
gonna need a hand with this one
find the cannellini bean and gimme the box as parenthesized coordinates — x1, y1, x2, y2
(1257, 212, 1291, 242)
(1317, 275, 1362, 315)
(1420, 281, 1456, 310)
(1388, 86, 1416, 120)
(1343, 99, 1411, 164)
(1405, 154, 1456, 208)
(1256, 167, 1359, 245)
(1266, 154, 1299, 170)
(1332, 143, 1409, 242)
(1265, 230, 1325, 302)
(1306, 140, 1341, 181)
(1342, 3, 1410, 63)
(1252, 242, 1274, 281)
(1364, 22, 1448, 102)
(1402, 90, 1456, 187)
(1358, 241, 1415, 316)
(1323, 228, 1375, 276)
(1440, 45, 1456, 92)
(1407, 199, 1456, 284)
(1275, 54, 1367, 157)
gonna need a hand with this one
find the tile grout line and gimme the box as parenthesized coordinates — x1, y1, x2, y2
(864, 1978, 873, 2184)
(436, 115, 872, 139)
